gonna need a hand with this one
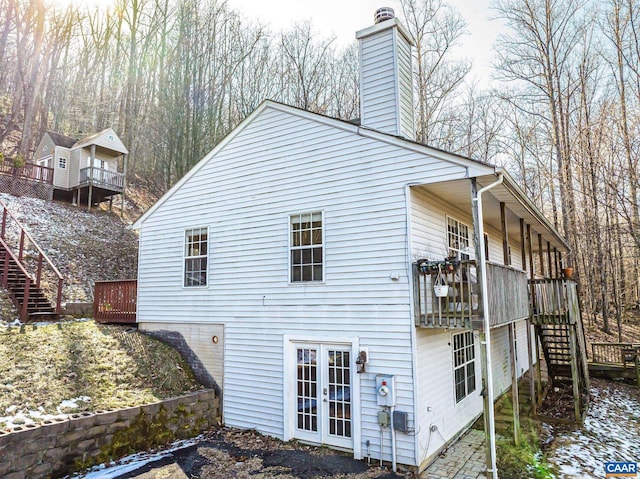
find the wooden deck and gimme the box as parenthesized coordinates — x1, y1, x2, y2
(80, 166, 124, 193)
(94, 279, 137, 323)
(413, 260, 529, 329)
(0, 162, 53, 184)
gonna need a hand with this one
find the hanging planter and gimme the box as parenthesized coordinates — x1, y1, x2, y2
(433, 266, 449, 297)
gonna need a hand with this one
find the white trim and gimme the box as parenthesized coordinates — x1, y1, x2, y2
(182, 226, 209, 288)
(288, 210, 325, 285)
(393, 27, 401, 138)
(283, 334, 361, 459)
(451, 331, 477, 403)
(405, 185, 421, 467)
(446, 214, 471, 260)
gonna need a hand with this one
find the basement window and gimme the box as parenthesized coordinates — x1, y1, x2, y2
(453, 331, 476, 402)
(290, 212, 323, 282)
(184, 227, 208, 287)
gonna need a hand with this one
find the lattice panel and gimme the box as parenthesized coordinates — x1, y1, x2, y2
(0, 174, 54, 201)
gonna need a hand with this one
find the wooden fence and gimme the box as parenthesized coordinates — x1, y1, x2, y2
(592, 342, 640, 364)
(94, 279, 137, 323)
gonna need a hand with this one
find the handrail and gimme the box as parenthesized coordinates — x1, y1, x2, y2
(0, 161, 54, 184)
(591, 342, 640, 364)
(0, 198, 63, 313)
(0, 236, 32, 321)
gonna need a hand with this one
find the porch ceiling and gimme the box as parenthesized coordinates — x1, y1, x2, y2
(416, 175, 569, 253)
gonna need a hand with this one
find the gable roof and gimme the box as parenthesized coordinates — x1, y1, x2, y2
(73, 128, 129, 154)
(132, 100, 495, 229)
(131, 99, 568, 253)
(46, 131, 77, 148)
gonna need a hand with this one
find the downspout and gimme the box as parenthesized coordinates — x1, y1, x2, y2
(404, 183, 422, 471)
(472, 172, 503, 479)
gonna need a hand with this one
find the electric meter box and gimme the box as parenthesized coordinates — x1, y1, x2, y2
(376, 374, 396, 407)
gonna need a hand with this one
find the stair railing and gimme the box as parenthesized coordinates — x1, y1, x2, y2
(0, 199, 63, 314)
(0, 236, 31, 321)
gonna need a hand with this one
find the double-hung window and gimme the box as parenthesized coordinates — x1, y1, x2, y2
(447, 216, 470, 260)
(184, 227, 208, 287)
(290, 212, 323, 282)
(453, 331, 476, 402)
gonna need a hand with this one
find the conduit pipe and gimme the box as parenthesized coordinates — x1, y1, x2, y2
(472, 172, 503, 479)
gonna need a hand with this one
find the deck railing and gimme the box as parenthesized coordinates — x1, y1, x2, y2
(0, 236, 32, 321)
(0, 162, 53, 184)
(486, 263, 529, 327)
(413, 260, 528, 329)
(529, 278, 579, 324)
(591, 342, 640, 364)
(79, 167, 124, 191)
(94, 279, 137, 323)
(0, 199, 63, 314)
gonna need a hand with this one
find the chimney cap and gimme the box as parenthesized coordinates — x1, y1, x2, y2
(374, 7, 395, 24)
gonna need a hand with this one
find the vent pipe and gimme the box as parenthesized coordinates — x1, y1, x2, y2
(374, 7, 394, 24)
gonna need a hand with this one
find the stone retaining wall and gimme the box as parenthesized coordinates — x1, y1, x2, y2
(0, 389, 219, 479)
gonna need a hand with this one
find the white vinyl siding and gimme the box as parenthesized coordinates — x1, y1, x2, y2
(137, 105, 472, 467)
(359, 23, 414, 139)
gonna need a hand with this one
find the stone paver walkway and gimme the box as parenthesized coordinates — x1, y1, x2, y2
(421, 429, 488, 479)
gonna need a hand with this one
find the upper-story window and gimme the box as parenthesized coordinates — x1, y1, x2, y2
(184, 227, 208, 287)
(453, 331, 476, 402)
(447, 216, 470, 260)
(290, 212, 323, 282)
(58, 157, 67, 169)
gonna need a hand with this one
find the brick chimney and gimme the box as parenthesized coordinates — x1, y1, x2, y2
(356, 7, 415, 140)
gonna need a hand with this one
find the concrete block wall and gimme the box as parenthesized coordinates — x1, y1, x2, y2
(0, 389, 219, 479)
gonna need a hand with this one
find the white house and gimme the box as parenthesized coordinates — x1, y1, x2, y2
(133, 9, 574, 473)
(33, 128, 127, 207)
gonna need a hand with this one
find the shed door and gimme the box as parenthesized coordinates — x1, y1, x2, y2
(294, 343, 352, 449)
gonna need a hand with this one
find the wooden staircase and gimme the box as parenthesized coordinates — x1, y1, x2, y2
(530, 279, 590, 421)
(0, 199, 63, 322)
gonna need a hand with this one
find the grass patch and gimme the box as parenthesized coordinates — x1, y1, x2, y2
(0, 319, 201, 426)
(497, 417, 556, 479)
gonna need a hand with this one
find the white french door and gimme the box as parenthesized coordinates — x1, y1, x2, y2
(292, 342, 353, 449)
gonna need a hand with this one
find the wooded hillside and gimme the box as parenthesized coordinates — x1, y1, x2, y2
(0, 0, 638, 336)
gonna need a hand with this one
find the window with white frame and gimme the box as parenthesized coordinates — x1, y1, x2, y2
(453, 331, 476, 402)
(447, 216, 470, 260)
(58, 157, 67, 169)
(290, 212, 323, 282)
(184, 228, 208, 287)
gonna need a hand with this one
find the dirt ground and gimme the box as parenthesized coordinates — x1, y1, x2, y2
(94, 427, 409, 479)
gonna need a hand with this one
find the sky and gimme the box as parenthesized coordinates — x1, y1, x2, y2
(224, 0, 503, 84)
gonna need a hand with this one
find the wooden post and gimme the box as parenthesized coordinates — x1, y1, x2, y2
(1, 209, 6, 238)
(88, 144, 96, 211)
(526, 224, 537, 415)
(546, 241, 552, 278)
(509, 323, 520, 445)
(501, 202, 509, 265)
(568, 325, 581, 421)
(19, 230, 25, 260)
(538, 233, 545, 278)
(635, 352, 640, 389)
(554, 248, 559, 278)
(520, 219, 526, 270)
(121, 154, 127, 219)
